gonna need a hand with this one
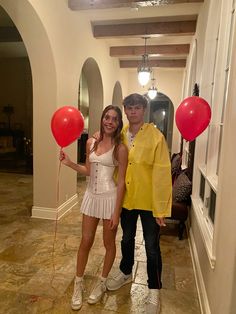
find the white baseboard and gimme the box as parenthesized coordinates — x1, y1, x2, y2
(189, 228, 211, 314)
(31, 194, 78, 220)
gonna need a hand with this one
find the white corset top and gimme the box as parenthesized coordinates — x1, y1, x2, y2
(88, 145, 117, 194)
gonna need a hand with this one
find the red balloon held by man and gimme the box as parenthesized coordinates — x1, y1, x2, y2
(51, 106, 84, 148)
(175, 96, 211, 142)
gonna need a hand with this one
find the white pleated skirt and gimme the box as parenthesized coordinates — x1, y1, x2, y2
(80, 188, 117, 219)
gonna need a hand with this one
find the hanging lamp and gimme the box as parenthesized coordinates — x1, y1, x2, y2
(137, 37, 151, 86)
(147, 71, 158, 99)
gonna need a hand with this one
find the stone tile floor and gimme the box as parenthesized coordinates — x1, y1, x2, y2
(0, 172, 201, 313)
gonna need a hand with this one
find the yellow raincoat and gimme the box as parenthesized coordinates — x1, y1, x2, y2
(122, 123, 172, 218)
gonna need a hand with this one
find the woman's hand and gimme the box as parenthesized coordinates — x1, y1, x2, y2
(59, 150, 71, 166)
(109, 213, 120, 230)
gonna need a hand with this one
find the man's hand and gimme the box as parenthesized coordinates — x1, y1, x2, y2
(155, 217, 166, 227)
(92, 131, 100, 140)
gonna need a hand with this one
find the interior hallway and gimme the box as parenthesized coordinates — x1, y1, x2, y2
(0, 172, 200, 313)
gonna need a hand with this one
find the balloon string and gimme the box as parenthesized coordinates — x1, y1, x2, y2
(50, 148, 62, 292)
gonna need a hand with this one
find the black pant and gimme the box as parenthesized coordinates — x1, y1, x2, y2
(120, 208, 162, 289)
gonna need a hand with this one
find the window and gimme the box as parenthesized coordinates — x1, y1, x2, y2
(190, 0, 235, 268)
(199, 173, 205, 202)
(209, 189, 216, 224)
(216, 1, 235, 174)
(198, 167, 216, 225)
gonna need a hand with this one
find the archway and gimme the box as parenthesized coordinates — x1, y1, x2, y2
(112, 81, 123, 109)
(0, 6, 32, 174)
(0, 0, 62, 219)
(77, 58, 103, 163)
(147, 92, 174, 152)
(80, 58, 103, 137)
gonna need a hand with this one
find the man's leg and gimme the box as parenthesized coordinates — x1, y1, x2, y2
(140, 210, 162, 288)
(140, 210, 162, 313)
(120, 208, 139, 275)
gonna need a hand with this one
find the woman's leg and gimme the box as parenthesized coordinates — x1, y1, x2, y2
(105, 209, 138, 291)
(101, 219, 117, 277)
(76, 214, 99, 276)
(87, 219, 117, 304)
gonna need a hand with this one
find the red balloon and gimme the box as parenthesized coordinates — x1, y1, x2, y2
(51, 106, 84, 148)
(175, 96, 211, 142)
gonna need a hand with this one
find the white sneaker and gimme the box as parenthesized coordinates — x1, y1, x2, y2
(106, 270, 132, 291)
(71, 277, 83, 310)
(145, 289, 161, 314)
(87, 280, 106, 304)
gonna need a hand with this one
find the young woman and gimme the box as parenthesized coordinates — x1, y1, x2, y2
(60, 105, 128, 310)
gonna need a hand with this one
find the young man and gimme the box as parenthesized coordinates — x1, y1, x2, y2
(106, 93, 172, 313)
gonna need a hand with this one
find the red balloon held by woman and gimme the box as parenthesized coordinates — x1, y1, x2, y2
(51, 106, 84, 148)
(175, 96, 211, 142)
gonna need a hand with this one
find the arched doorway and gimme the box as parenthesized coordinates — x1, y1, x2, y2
(1, 0, 63, 219)
(0, 6, 32, 174)
(147, 92, 174, 152)
(77, 58, 103, 163)
(112, 81, 123, 109)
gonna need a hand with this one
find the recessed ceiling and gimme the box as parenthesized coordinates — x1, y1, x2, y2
(69, 0, 204, 69)
(0, 1, 204, 67)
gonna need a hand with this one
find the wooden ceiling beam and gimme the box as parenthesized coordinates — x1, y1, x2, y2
(69, 0, 203, 10)
(110, 44, 190, 56)
(93, 20, 196, 37)
(120, 59, 186, 68)
(0, 27, 22, 42)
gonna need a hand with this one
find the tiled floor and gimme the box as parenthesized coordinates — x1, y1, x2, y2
(0, 172, 201, 313)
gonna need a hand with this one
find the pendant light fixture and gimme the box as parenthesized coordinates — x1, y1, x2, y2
(147, 70, 158, 99)
(137, 37, 151, 87)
